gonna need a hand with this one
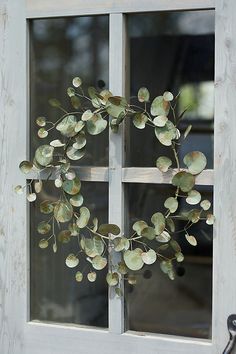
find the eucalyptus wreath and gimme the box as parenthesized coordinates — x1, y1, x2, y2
(16, 76, 215, 295)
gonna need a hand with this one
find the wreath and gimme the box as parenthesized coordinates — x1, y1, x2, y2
(16, 76, 215, 295)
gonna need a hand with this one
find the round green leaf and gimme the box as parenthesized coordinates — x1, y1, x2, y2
(124, 248, 144, 271)
(106, 97, 127, 118)
(81, 236, 104, 257)
(183, 151, 207, 175)
(19, 160, 33, 174)
(128, 275, 137, 285)
(56, 115, 77, 137)
(172, 171, 195, 192)
(65, 254, 79, 268)
(50, 139, 65, 147)
(67, 87, 75, 97)
(141, 226, 156, 240)
(71, 96, 80, 109)
(27, 193, 37, 202)
(69, 222, 80, 236)
(62, 177, 81, 195)
(166, 217, 175, 232)
(132, 220, 148, 236)
(37, 221, 51, 235)
(153, 115, 168, 127)
(54, 201, 73, 223)
(75, 121, 85, 133)
(72, 76, 82, 87)
(69, 194, 83, 207)
(133, 113, 148, 129)
(58, 230, 71, 243)
(106, 272, 119, 286)
(38, 128, 48, 138)
(138, 87, 150, 102)
(186, 190, 201, 205)
(113, 237, 130, 251)
(163, 91, 174, 102)
(36, 116, 46, 127)
(98, 223, 120, 236)
(155, 120, 177, 146)
(82, 110, 93, 121)
(164, 197, 178, 213)
(66, 146, 86, 161)
(92, 256, 107, 270)
(200, 199, 211, 211)
(34, 180, 42, 193)
(75, 271, 83, 282)
(76, 207, 90, 228)
(156, 230, 171, 243)
(151, 212, 165, 235)
(14, 185, 24, 195)
(151, 96, 170, 116)
(206, 213, 215, 225)
(40, 200, 54, 214)
(188, 209, 201, 223)
(86, 114, 107, 135)
(73, 132, 86, 150)
(141, 249, 157, 265)
(156, 156, 172, 173)
(87, 271, 97, 282)
(39, 239, 49, 249)
(49, 98, 61, 107)
(35, 145, 54, 167)
(185, 234, 197, 246)
(118, 262, 128, 275)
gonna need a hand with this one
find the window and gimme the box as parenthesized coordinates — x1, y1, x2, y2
(3, 0, 236, 353)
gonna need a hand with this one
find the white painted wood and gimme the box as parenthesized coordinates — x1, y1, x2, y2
(23, 321, 212, 354)
(0, 0, 27, 353)
(212, 0, 236, 352)
(2, 0, 236, 353)
(26, 0, 215, 18)
(108, 13, 126, 335)
(122, 168, 214, 186)
(27, 167, 109, 182)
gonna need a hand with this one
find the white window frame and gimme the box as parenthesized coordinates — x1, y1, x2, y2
(1, 0, 236, 353)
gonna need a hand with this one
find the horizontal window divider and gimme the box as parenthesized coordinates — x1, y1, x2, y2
(26, 167, 109, 182)
(122, 168, 214, 186)
(26, 0, 215, 19)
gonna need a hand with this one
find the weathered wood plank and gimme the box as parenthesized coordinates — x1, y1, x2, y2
(0, 1, 27, 353)
(108, 13, 126, 335)
(27, 167, 109, 182)
(26, 0, 215, 18)
(212, 0, 236, 352)
(122, 168, 214, 186)
(24, 321, 212, 354)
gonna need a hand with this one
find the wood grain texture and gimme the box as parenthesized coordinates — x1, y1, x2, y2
(24, 321, 212, 354)
(26, 0, 215, 18)
(213, 0, 236, 352)
(108, 13, 126, 335)
(0, 1, 27, 353)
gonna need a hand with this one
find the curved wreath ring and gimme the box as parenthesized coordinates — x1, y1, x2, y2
(16, 76, 215, 295)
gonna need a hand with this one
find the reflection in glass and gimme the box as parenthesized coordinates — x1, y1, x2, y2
(30, 182, 108, 327)
(127, 11, 214, 168)
(30, 16, 109, 165)
(125, 183, 213, 339)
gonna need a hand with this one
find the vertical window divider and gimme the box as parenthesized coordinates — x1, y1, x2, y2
(108, 13, 127, 334)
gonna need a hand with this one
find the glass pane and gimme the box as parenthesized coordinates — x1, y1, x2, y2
(125, 183, 213, 339)
(30, 16, 109, 166)
(30, 182, 108, 327)
(126, 11, 214, 168)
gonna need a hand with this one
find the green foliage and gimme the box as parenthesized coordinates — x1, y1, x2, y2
(16, 75, 214, 293)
